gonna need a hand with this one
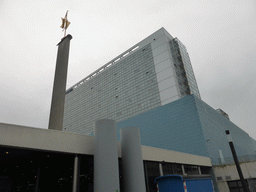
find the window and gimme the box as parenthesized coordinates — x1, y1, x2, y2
(172, 164, 183, 175)
(127, 99, 132, 103)
(184, 165, 199, 175)
(148, 88, 154, 93)
(147, 79, 154, 84)
(217, 177, 223, 181)
(144, 161, 159, 192)
(227, 180, 249, 192)
(134, 69, 140, 73)
(162, 163, 183, 175)
(162, 163, 173, 175)
(200, 166, 211, 175)
(149, 97, 156, 102)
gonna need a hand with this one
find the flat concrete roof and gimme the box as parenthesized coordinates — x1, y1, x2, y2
(0, 123, 211, 166)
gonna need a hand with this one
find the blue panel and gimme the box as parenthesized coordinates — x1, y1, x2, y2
(194, 96, 255, 164)
(155, 175, 184, 192)
(117, 95, 209, 157)
(185, 179, 214, 192)
(251, 137, 256, 151)
(117, 95, 256, 165)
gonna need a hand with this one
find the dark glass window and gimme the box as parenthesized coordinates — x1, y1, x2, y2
(118, 158, 124, 192)
(172, 164, 183, 175)
(184, 165, 199, 175)
(162, 163, 173, 175)
(227, 180, 249, 192)
(79, 155, 94, 192)
(162, 163, 182, 176)
(0, 148, 74, 192)
(200, 166, 211, 175)
(144, 161, 159, 192)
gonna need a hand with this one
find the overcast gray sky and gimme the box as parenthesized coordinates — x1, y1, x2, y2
(1, 0, 256, 139)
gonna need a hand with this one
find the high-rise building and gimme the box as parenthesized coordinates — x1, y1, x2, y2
(63, 28, 200, 135)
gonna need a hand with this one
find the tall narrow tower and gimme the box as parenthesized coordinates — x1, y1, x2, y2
(48, 34, 72, 130)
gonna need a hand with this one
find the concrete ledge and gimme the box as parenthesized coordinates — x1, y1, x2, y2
(0, 123, 211, 167)
(0, 123, 94, 155)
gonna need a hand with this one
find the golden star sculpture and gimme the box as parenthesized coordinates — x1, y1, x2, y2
(60, 11, 71, 37)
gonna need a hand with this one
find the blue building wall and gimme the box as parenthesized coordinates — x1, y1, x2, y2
(193, 96, 255, 164)
(250, 137, 256, 152)
(117, 95, 209, 158)
(117, 95, 256, 165)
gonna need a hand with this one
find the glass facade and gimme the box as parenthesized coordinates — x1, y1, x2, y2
(63, 29, 201, 135)
(0, 147, 75, 192)
(64, 44, 161, 135)
(169, 38, 201, 98)
(0, 146, 210, 192)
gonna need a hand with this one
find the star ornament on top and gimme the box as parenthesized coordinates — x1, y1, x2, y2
(60, 11, 71, 37)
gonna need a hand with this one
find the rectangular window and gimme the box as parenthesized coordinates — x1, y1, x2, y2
(163, 163, 173, 175)
(184, 165, 199, 175)
(227, 180, 249, 192)
(172, 164, 183, 175)
(144, 161, 159, 192)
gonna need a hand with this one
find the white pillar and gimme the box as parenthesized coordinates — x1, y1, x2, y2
(181, 165, 186, 175)
(159, 163, 164, 176)
(198, 166, 202, 175)
(120, 127, 146, 192)
(94, 119, 120, 192)
(48, 35, 72, 130)
(72, 155, 80, 192)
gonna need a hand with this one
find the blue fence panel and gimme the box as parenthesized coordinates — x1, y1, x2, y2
(155, 175, 184, 192)
(185, 178, 214, 192)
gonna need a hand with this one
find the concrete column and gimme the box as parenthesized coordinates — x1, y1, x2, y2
(181, 165, 186, 175)
(72, 155, 80, 192)
(198, 166, 202, 175)
(48, 34, 72, 130)
(120, 127, 146, 192)
(159, 163, 164, 176)
(94, 119, 120, 192)
(35, 166, 40, 192)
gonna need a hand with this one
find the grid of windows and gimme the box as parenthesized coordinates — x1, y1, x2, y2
(63, 30, 201, 135)
(169, 38, 201, 98)
(63, 44, 161, 135)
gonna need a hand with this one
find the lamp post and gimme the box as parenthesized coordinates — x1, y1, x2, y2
(225, 130, 249, 192)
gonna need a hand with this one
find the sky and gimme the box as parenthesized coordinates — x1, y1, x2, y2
(1, 0, 256, 140)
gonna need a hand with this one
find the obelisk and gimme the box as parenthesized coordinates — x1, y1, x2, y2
(48, 11, 72, 130)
